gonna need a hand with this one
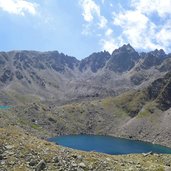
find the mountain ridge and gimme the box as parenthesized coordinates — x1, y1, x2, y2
(0, 44, 170, 104)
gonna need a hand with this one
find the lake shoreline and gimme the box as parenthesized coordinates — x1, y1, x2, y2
(48, 134, 171, 155)
(2, 126, 171, 171)
(47, 133, 171, 150)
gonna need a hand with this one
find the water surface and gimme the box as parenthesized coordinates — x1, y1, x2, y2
(0, 106, 11, 109)
(49, 135, 171, 155)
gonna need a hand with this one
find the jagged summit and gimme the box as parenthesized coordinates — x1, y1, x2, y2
(112, 44, 136, 55)
(149, 49, 166, 58)
(79, 51, 110, 72)
(119, 43, 135, 52)
(106, 44, 139, 72)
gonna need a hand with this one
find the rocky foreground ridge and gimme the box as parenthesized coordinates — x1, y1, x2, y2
(1, 127, 171, 171)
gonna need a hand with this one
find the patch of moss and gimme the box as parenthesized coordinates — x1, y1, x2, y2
(155, 167, 165, 171)
(31, 124, 41, 130)
(137, 102, 159, 118)
(6, 91, 41, 104)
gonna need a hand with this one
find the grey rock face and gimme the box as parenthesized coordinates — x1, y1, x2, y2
(79, 51, 110, 72)
(106, 44, 140, 72)
(35, 160, 46, 171)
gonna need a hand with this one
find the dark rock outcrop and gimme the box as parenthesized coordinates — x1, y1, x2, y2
(106, 44, 140, 72)
(148, 72, 171, 110)
(79, 51, 110, 72)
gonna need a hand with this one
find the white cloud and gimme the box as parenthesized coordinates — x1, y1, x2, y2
(101, 35, 125, 53)
(113, 11, 148, 30)
(101, 28, 123, 53)
(110, 3, 113, 7)
(98, 16, 107, 28)
(80, 0, 120, 52)
(105, 28, 113, 36)
(101, 0, 106, 4)
(80, 0, 107, 29)
(0, 0, 37, 16)
(113, 10, 157, 49)
(80, 0, 171, 53)
(81, 0, 99, 22)
(156, 20, 171, 47)
(81, 23, 92, 35)
(101, 39, 116, 53)
(131, 0, 171, 17)
(111, 0, 171, 52)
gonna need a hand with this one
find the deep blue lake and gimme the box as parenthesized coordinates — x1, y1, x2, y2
(49, 135, 171, 155)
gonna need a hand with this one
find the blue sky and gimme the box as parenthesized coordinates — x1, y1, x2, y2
(0, 0, 171, 59)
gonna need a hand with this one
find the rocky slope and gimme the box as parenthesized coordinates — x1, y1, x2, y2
(1, 127, 171, 171)
(1, 71, 171, 148)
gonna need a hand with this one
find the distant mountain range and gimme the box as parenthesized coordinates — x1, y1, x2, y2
(0, 44, 171, 104)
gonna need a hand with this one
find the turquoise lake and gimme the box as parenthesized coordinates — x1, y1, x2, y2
(0, 106, 11, 109)
(49, 135, 171, 155)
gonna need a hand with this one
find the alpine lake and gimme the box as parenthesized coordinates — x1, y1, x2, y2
(49, 135, 171, 155)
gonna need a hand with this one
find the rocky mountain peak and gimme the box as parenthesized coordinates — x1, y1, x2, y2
(138, 49, 166, 70)
(106, 44, 139, 72)
(112, 44, 136, 55)
(79, 51, 110, 72)
(149, 49, 166, 58)
(121, 43, 135, 52)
